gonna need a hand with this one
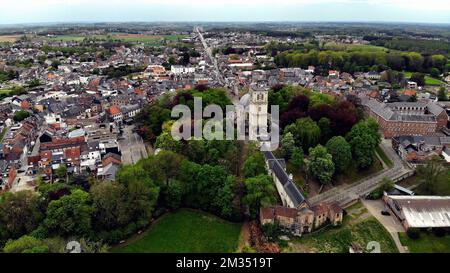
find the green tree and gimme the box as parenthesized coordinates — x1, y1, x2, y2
(155, 132, 181, 152)
(318, 117, 332, 143)
(281, 132, 295, 158)
(437, 87, 448, 101)
(326, 136, 352, 173)
(410, 72, 425, 86)
(0, 191, 43, 241)
(55, 164, 67, 181)
(13, 110, 30, 122)
(306, 145, 335, 185)
(416, 156, 448, 194)
(430, 68, 440, 78)
(44, 189, 93, 237)
(284, 117, 321, 152)
(165, 180, 183, 210)
(243, 152, 267, 178)
(3, 235, 49, 253)
(346, 119, 381, 169)
(243, 175, 277, 218)
(91, 182, 131, 231)
(290, 147, 304, 169)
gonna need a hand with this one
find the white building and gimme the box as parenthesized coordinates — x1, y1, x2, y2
(171, 65, 195, 75)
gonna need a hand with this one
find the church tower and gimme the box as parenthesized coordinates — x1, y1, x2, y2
(248, 85, 269, 141)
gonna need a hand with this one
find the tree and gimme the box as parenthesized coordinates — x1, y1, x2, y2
(13, 110, 30, 122)
(243, 175, 277, 218)
(290, 147, 304, 169)
(243, 152, 267, 178)
(284, 117, 321, 152)
(326, 136, 352, 173)
(155, 132, 181, 152)
(44, 189, 93, 237)
(91, 182, 131, 231)
(0, 191, 44, 241)
(430, 68, 440, 78)
(410, 72, 425, 86)
(346, 119, 381, 169)
(165, 180, 183, 210)
(55, 164, 67, 181)
(318, 117, 331, 143)
(281, 132, 295, 158)
(306, 145, 335, 185)
(437, 87, 448, 101)
(3, 235, 49, 253)
(416, 156, 448, 194)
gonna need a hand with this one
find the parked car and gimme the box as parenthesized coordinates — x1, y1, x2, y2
(381, 210, 391, 216)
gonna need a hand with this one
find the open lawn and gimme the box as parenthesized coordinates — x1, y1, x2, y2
(403, 71, 445, 86)
(286, 215, 398, 253)
(111, 209, 242, 253)
(399, 232, 450, 253)
(0, 89, 12, 95)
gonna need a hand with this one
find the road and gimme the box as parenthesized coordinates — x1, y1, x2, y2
(309, 139, 414, 207)
(196, 27, 240, 102)
(196, 27, 226, 86)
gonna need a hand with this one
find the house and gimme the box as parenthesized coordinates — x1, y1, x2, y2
(260, 203, 343, 236)
(383, 194, 450, 231)
(407, 81, 418, 90)
(392, 135, 450, 164)
(109, 105, 123, 124)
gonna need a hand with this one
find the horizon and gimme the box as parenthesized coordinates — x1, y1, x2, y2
(1, 0, 450, 25)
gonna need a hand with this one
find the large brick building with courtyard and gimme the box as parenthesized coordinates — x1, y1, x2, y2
(361, 98, 448, 138)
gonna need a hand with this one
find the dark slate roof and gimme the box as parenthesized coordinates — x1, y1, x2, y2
(264, 151, 306, 207)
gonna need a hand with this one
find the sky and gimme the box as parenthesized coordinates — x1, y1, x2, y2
(0, 0, 450, 25)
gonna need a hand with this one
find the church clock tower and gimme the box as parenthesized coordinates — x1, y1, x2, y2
(249, 85, 269, 141)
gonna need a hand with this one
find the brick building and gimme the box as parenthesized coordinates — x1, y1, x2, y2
(361, 98, 448, 138)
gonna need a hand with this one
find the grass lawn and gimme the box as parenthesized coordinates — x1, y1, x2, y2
(286, 216, 398, 253)
(376, 146, 393, 168)
(399, 232, 450, 253)
(111, 209, 242, 253)
(0, 89, 12, 95)
(403, 71, 445, 86)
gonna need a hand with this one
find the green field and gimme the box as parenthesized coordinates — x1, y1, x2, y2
(112, 209, 242, 253)
(325, 42, 389, 52)
(0, 89, 12, 94)
(45, 34, 187, 46)
(399, 232, 450, 253)
(287, 216, 398, 253)
(403, 71, 445, 86)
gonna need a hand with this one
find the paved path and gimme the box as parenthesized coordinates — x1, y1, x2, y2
(362, 199, 408, 253)
(119, 126, 148, 165)
(309, 139, 413, 207)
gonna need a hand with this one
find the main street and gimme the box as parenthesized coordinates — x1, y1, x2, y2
(195, 27, 239, 103)
(309, 139, 414, 207)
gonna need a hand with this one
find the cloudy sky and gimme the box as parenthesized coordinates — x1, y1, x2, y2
(0, 0, 449, 24)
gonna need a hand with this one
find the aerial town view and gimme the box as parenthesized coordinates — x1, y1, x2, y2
(0, 0, 449, 263)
